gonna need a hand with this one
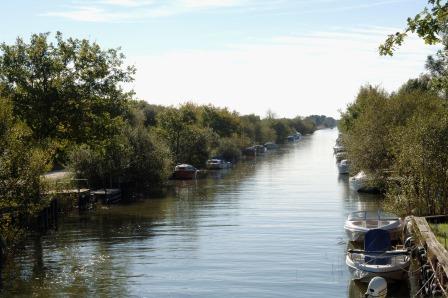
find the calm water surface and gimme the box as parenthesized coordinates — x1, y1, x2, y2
(0, 129, 410, 297)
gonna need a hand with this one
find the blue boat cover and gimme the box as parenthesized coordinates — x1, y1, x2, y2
(364, 229, 391, 251)
(364, 229, 391, 265)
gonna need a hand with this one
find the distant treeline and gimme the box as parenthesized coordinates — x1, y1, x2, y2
(0, 33, 336, 243)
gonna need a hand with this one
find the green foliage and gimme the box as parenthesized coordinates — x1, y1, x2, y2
(0, 32, 135, 164)
(125, 126, 173, 189)
(379, 0, 448, 55)
(156, 105, 216, 167)
(69, 124, 172, 189)
(341, 82, 448, 216)
(386, 102, 448, 215)
(270, 120, 293, 144)
(214, 136, 243, 162)
(200, 105, 240, 137)
(0, 98, 51, 243)
(305, 115, 337, 129)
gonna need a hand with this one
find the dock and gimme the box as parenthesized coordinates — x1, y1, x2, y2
(91, 189, 122, 204)
(408, 216, 448, 296)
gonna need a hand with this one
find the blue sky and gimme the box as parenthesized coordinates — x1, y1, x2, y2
(0, 1, 437, 117)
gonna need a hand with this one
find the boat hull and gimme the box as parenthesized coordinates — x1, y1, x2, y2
(346, 255, 409, 283)
(172, 170, 197, 180)
(337, 163, 349, 174)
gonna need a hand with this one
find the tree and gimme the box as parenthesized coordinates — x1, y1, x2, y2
(200, 105, 240, 138)
(0, 98, 51, 243)
(156, 106, 215, 167)
(379, 0, 448, 56)
(0, 32, 135, 158)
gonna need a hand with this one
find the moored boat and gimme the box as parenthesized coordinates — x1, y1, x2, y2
(242, 146, 257, 157)
(337, 159, 350, 174)
(349, 171, 380, 193)
(333, 144, 345, 154)
(344, 210, 403, 242)
(172, 164, 198, 179)
(335, 152, 347, 163)
(346, 229, 410, 282)
(206, 159, 231, 170)
(286, 132, 302, 142)
(254, 145, 267, 154)
(264, 142, 279, 150)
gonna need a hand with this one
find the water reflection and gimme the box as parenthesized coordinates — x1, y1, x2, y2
(0, 129, 411, 297)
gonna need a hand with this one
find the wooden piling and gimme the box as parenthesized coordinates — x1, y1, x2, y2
(409, 216, 448, 296)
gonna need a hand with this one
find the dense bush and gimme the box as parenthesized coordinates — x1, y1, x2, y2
(214, 137, 243, 162)
(69, 125, 173, 190)
(0, 98, 51, 243)
(340, 84, 448, 216)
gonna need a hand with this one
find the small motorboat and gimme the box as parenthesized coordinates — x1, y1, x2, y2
(206, 159, 231, 170)
(264, 142, 279, 150)
(254, 145, 267, 154)
(349, 171, 379, 193)
(344, 210, 403, 242)
(333, 144, 345, 154)
(242, 146, 257, 156)
(286, 132, 301, 142)
(346, 229, 410, 282)
(335, 152, 347, 163)
(337, 159, 350, 174)
(172, 164, 198, 179)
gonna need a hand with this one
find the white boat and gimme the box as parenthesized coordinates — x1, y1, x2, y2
(335, 152, 347, 163)
(344, 211, 403, 242)
(333, 144, 345, 154)
(337, 159, 350, 174)
(264, 142, 279, 150)
(206, 159, 231, 170)
(349, 171, 379, 193)
(346, 229, 410, 282)
(172, 164, 198, 179)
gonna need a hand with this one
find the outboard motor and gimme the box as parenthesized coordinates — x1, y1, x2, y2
(365, 277, 387, 298)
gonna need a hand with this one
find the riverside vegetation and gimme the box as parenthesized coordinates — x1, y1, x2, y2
(340, 0, 448, 217)
(0, 32, 336, 249)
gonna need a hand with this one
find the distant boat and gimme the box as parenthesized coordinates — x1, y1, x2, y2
(333, 145, 345, 154)
(254, 145, 267, 154)
(172, 164, 198, 180)
(264, 142, 279, 150)
(346, 229, 410, 282)
(344, 211, 403, 242)
(286, 132, 301, 142)
(337, 159, 350, 174)
(206, 159, 231, 170)
(335, 152, 347, 163)
(91, 189, 122, 204)
(242, 146, 257, 156)
(349, 171, 380, 193)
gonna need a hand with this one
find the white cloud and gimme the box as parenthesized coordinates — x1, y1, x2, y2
(44, 6, 130, 22)
(180, 0, 247, 9)
(43, 0, 253, 22)
(130, 27, 438, 118)
(98, 0, 155, 7)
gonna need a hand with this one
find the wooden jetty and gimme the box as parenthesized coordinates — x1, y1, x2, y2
(408, 216, 448, 296)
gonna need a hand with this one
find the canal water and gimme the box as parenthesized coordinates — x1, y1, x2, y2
(0, 129, 410, 297)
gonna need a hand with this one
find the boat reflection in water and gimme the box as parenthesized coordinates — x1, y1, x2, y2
(0, 129, 416, 297)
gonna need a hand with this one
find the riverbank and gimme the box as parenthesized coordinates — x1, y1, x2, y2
(407, 216, 448, 296)
(0, 129, 403, 297)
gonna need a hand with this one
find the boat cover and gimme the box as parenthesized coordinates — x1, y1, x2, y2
(364, 229, 391, 265)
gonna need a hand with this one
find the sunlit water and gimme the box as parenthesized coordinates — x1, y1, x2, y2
(0, 129, 411, 297)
